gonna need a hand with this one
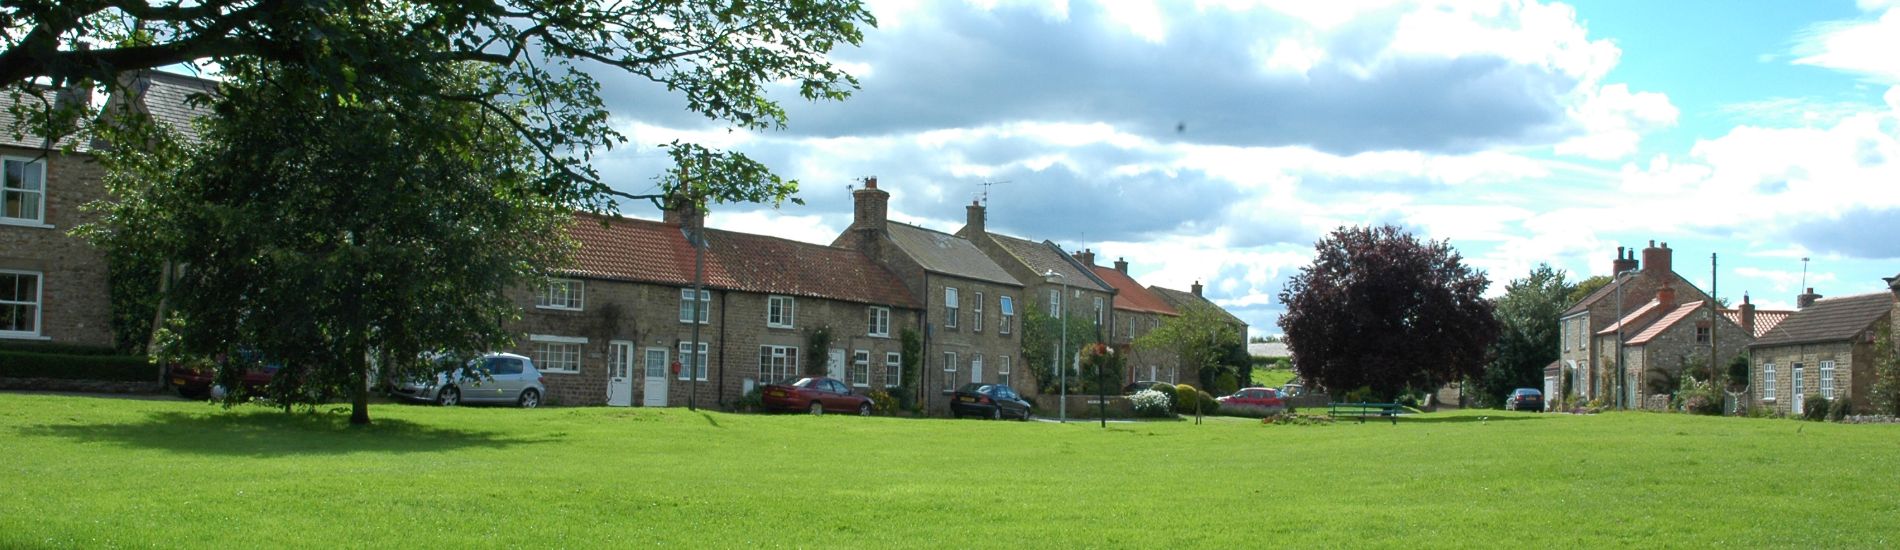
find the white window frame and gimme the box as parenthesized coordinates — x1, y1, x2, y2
(1094, 296, 1105, 326)
(851, 350, 871, 387)
(971, 353, 984, 384)
(679, 288, 710, 324)
(884, 352, 902, 388)
(973, 291, 985, 333)
(528, 334, 587, 374)
(1820, 360, 1835, 399)
(767, 295, 795, 329)
(999, 296, 1014, 335)
(535, 278, 585, 311)
(1049, 289, 1060, 314)
(944, 287, 959, 329)
(942, 351, 958, 393)
(0, 269, 45, 339)
(1, 156, 49, 228)
(678, 341, 710, 381)
(867, 306, 891, 338)
(759, 345, 799, 385)
(998, 355, 1011, 386)
(1762, 361, 1776, 401)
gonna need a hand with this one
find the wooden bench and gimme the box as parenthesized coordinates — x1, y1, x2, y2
(1327, 402, 1403, 425)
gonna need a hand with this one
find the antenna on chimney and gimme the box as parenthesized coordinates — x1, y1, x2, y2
(1801, 257, 1810, 291)
(979, 180, 1009, 207)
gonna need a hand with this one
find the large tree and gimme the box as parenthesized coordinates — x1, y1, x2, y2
(2, 0, 872, 206)
(1277, 225, 1498, 401)
(1474, 264, 1572, 407)
(1021, 301, 1103, 394)
(1134, 302, 1242, 392)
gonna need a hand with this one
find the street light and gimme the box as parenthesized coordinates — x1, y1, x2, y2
(1612, 268, 1639, 410)
(1044, 269, 1069, 423)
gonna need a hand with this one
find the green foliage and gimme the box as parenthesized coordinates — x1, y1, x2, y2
(1278, 225, 1499, 401)
(1148, 382, 1179, 409)
(1803, 395, 1832, 422)
(1174, 384, 1200, 414)
(1726, 353, 1751, 390)
(1567, 275, 1613, 308)
(1476, 264, 1573, 407)
(1673, 376, 1723, 416)
(734, 387, 763, 413)
(1136, 303, 1243, 395)
(865, 390, 898, 416)
(1078, 344, 1126, 395)
(1196, 390, 1221, 415)
(0, 341, 122, 356)
(899, 329, 922, 390)
(1128, 389, 1174, 418)
(1212, 371, 1239, 396)
(1871, 323, 1900, 416)
(0, 351, 156, 381)
(1828, 398, 1853, 422)
(1020, 301, 1098, 393)
(804, 325, 834, 376)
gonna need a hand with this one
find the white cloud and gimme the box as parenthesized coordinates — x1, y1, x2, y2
(1793, 5, 1900, 83)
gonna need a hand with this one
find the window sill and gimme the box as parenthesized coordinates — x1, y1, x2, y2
(0, 333, 51, 341)
(868, 333, 890, 339)
(767, 324, 794, 330)
(535, 306, 584, 312)
(542, 369, 579, 375)
(0, 219, 53, 229)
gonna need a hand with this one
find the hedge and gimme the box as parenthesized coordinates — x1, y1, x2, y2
(0, 341, 123, 356)
(0, 351, 158, 382)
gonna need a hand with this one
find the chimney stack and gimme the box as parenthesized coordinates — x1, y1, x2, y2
(1114, 257, 1129, 274)
(964, 199, 985, 236)
(848, 177, 890, 260)
(1612, 246, 1638, 274)
(661, 188, 702, 229)
(1657, 283, 1676, 309)
(1797, 287, 1822, 309)
(1074, 248, 1096, 267)
(1640, 240, 1672, 275)
(1191, 280, 1203, 298)
(1885, 273, 1900, 299)
(1738, 293, 1756, 337)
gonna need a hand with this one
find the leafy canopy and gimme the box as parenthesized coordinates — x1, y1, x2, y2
(1474, 264, 1572, 407)
(1277, 225, 1499, 401)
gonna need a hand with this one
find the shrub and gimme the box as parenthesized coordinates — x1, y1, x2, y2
(1211, 371, 1239, 396)
(734, 387, 763, 412)
(1674, 376, 1723, 416)
(865, 390, 898, 416)
(1802, 394, 1831, 421)
(1128, 389, 1174, 418)
(1196, 390, 1221, 415)
(1828, 398, 1853, 422)
(0, 342, 122, 356)
(1174, 384, 1199, 414)
(0, 351, 157, 381)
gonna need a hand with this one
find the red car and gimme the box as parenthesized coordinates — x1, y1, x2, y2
(760, 377, 874, 416)
(168, 363, 278, 399)
(1216, 386, 1287, 414)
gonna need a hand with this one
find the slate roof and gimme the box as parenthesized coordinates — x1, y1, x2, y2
(117, 71, 218, 144)
(1751, 292, 1894, 348)
(1720, 308, 1795, 339)
(567, 212, 920, 308)
(1089, 265, 1176, 316)
(1150, 286, 1246, 327)
(0, 85, 86, 150)
(984, 233, 1114, 293)
(885, 222, 1021, 287)
(1627, 301, 1707, 346)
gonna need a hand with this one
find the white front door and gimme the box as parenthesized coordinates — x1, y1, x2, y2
(1792, 365, 1805, 415)
(827, 349, 846, 380)
(643, 347, 669, 407)
(970, 360, 983, 383)
(607, 341, 635, 407)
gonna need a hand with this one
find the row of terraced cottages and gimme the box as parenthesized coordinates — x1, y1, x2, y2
(500, 179, 1246, 411)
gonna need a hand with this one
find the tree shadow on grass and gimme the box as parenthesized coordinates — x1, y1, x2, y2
(18, 409, 559, 457)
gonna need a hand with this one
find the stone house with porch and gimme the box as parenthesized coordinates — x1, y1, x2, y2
(511, 209, 921, 407)
(1747, 278, 1899, 416)
(1557, 241, 1717, 407)
(1, 71, 214, 350)
(1587, 283, 1751, 410)
(1079, 254, 1181, 385)
(833, 179, 1025, 413)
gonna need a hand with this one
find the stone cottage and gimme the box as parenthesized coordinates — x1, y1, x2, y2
(1747, 280, 1898, 416)
(1557, 241, 1717, 407)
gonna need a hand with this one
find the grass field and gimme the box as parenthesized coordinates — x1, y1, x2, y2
(4, 392, 1897, 548)
(1251, 367, 1298, 388)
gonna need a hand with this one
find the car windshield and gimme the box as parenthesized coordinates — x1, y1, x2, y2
(791, 378, 818, 388)
(958, 383, 991, 394)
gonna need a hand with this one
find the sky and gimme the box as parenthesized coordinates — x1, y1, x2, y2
(587, 0, 1900, 338)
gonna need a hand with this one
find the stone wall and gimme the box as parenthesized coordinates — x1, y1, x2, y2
(1751, 340, 1859, 415)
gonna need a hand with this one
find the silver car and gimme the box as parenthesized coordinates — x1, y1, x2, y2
(392, 353, 546, 408)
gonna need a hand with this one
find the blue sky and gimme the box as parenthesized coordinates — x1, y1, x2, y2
(592, 0, 1900, 337)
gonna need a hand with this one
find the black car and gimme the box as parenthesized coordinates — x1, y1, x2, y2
(1506, 388, 1544, 411)
(950, 383, 1033, 420)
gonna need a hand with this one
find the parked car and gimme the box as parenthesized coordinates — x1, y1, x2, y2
(949, 383, 1033, 420)
(1506, 388, 1544, 412)
(1280, 382, 1305, 398)
(391, 353, 546, 408)
(169, 362, 277, 400)
(1122, 380, 1168, 395)
(759, 377, 873, 415)
(1216, 386, 1286, 414)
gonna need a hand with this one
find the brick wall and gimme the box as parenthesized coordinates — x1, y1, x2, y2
(0, 148, 113, 348)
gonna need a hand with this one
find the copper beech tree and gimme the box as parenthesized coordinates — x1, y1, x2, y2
(1277, 225, 1499, 402)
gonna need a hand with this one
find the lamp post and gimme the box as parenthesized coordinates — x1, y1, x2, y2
(1044, 269, 1069, 423)
(1612, 268, 1639, 410)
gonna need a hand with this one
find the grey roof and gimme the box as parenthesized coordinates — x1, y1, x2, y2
(109, 71, 217, 144)
(0, 85, 87, 150)
(1751, 292, 1894, 348)
(1248, 342, 1290, 358)
(986, 233, 1114, 293)
(886, 222, 1022, 287)
(1150, 285, 1247, 327)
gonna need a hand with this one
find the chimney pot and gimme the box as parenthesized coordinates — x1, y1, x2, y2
(1073, 248, 1096, 267)
(1797, 287, 1823, 309)
(865, 177, 877, 189)
(1641, 239, 1672, 275)
(1191, 280, 1203, 298)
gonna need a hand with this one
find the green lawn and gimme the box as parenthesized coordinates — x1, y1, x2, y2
(1251, 367, 1298, 387)
(3, 393, 1896, 548)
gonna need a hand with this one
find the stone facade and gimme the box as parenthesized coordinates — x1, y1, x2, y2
(1625, 308, 1749, 410)
(0, 146, 113, 348)
(1557, 242, 1710, 405)
(1750, 340, 1870, 416)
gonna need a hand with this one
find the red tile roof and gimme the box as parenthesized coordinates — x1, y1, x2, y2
(1596, 299, 1665, 336)
(1627, 301, 1706, 346)
(1720, 309, 1795, 339)
(565, 213, 919, 309)
(1088, 266, 1177, 316)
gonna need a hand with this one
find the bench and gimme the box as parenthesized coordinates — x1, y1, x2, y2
(1327, 402, 1403, 425)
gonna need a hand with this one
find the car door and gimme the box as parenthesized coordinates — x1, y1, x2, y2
(824, 379, 854, 411)
(999, 386, 1027, 418)
(488, 357, 526, 402)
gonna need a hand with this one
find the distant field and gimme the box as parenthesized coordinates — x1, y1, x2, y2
(3, 393, 1896, 547)
(1251, 367, 1298, 387)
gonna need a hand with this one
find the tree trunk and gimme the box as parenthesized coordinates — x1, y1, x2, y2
(350, 348, 371, 425)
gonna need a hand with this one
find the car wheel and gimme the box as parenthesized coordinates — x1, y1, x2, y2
(1018, 410, 1031, 422)
(518, 389, 541, 409)
(991, 407, 1002, 421)
(437, 386, 460, 406)
(809, 401, 824, 416)
(858, 403, 872, 416)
